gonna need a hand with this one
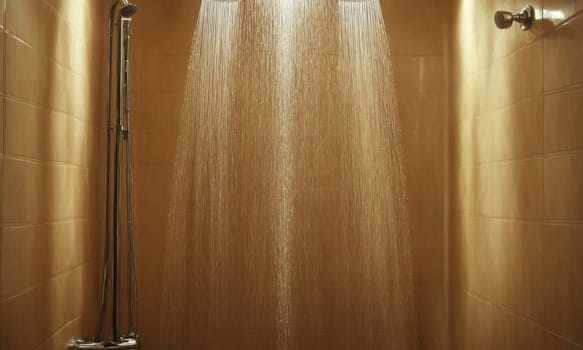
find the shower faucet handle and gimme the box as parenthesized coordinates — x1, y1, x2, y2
(495, 5, 535, 31)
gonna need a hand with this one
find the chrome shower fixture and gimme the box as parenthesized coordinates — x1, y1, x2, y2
(69, 1, 139, 347)
(495, 5, 535, 31)
(120, 0, 138, 17)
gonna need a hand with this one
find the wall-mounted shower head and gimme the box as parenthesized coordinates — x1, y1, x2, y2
(494, 5, 534, 31)
(120, 0, 137, 17)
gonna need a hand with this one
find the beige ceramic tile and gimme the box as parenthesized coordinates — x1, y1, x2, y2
(0, 156, 3, 224)
(544, 0, 583, 26)
(67, 117, 98, 166)
(495, 40, 544, 110)
(488, 96, 544, 161)
(380, 0, 449, 23)
(43, 0, 93, 35)
(47, 59, 84, 116)
(137, 0, 201, 23)
(139, 55, 190, 93)
(411, 223, 444, 284)
(460, 159, 544, 219)
(545, 332, 583, 350)
(417, 334, 448, 350)
(397, 93, 445, 130)
(3, 158, 45, 223)
(5, 99, 56, 160)
(295, 329, 417, 350)
(449, 216, 467, 290)
(135, 92, 183, 130)
(453, 165, 474, 216)
(386, 21, 445, 56)
(455, 96, 543, 166)
(35, 317, 85, 350)
(544, 88, 583, 153)
(544, 154, 583, 220)
(451, 70, 478, 122)
(138, 17, 195, 56)
(0, 0, 4, 28)
(451, 118, 474, 166)
(0, 220, 89, 299)
(482, 219, 545, 322)
(3, 158, 95, 223)
(133, 165, 174, 207)
(0, 266, 86, 349)
(491, 307, 546, 350)
(543, 224, 583, 343)
(0, 97, 3, 154)
(5, 0, 44, 47)
(0, 31, 4, 94)
(450, 215, 545, 322)
(392, 56, 446, 94)
(451, 291, 493, 350)
(416, 285, 447, 344)
(5, 35, 48, 104)
(43, 5, 82, 72)
(133, 130, 180, 167)
(544, 13, 583, 91)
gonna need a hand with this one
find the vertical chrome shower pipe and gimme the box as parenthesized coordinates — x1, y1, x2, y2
(95, 1, 119, 341)
(113, 13, 137, 342)
(98, 0, 138, 343)
(122, 16, 138, 336)
(112, 12, 126, 341)
(69, 2, 138, 349)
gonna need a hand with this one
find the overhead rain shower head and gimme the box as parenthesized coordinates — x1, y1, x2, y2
(120, 0, 137, 17)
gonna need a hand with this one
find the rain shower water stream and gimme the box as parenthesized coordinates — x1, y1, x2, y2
(162, 0, 416, 348)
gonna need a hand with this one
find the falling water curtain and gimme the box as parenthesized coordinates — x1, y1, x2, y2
(162, 0, 417, 349)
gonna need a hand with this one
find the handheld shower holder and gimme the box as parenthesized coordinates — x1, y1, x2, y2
(495, 5, 535, 31)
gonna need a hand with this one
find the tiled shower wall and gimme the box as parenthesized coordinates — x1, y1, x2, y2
(0, 0, 103, 349)
(384, 0, 450, 348)
(451, 0, 583, 348)
(126, 0, 200, 344)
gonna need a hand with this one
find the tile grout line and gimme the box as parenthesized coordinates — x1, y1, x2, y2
(551, 8, 583, 30)
(464, 290, 583, 348)
(452, 213, 583, 225)
(2, 215, 97, 229)
(4, 94, 104, 127)
(32, 314, 83, 350)
(3, 154, 101, 170)
(455, 149, 583, 168)
(0, 263, 90, 304)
